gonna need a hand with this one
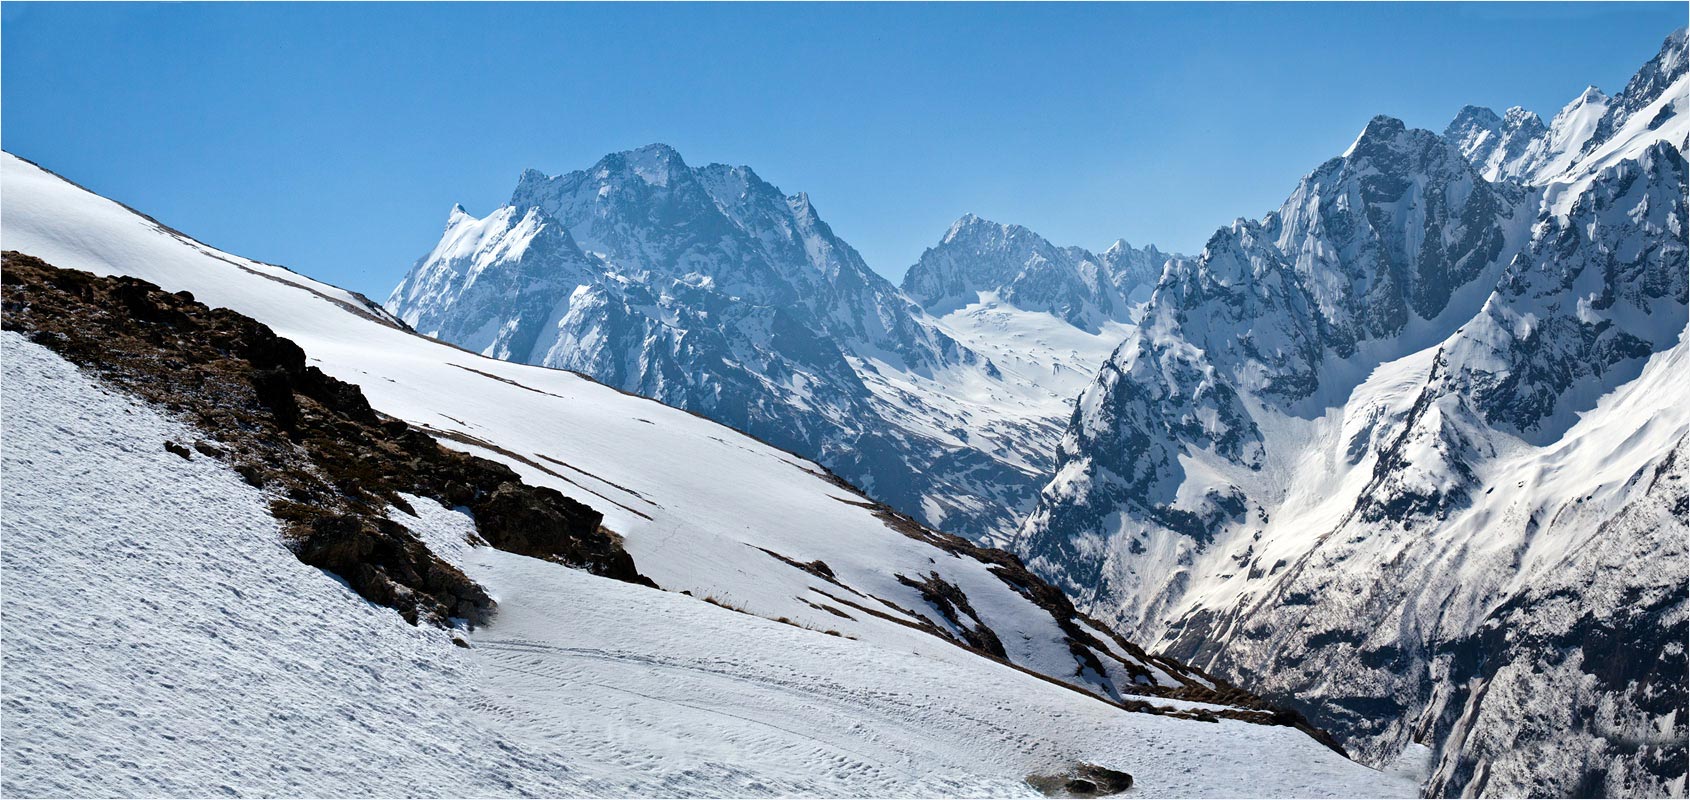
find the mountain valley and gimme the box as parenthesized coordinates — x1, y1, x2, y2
(1, 22, 1685, 800)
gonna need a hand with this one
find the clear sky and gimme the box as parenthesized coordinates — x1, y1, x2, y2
(2, 2, 1683, 297)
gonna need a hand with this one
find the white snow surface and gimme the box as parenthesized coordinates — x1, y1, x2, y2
(852, 291, 1136, 487)
(1540, 68, 1689, 216)
(0, 333, 586, 798)
(0, 152, 1413, 797)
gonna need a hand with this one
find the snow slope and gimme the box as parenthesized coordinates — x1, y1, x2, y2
(0, 332, 594, 798)
(842, 217, 1171, 543)
(0, 332, 1412, 798)
(851, 290, 1138, 496)
(1, 150, 1420, 795)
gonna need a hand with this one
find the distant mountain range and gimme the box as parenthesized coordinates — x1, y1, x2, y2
(385, 27, 1689, 799)
(389, 144, 1171, 546)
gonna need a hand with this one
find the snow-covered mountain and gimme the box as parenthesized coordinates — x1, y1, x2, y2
(901, 213, 1169, 330)
(389, 147, 1167, 546)
(1444, 88, 1613, 185)
(1, 151, 1416, 797)
(1016, 29, 1689, 798)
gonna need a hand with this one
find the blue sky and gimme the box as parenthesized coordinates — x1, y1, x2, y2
(3, 3, 1682, 296)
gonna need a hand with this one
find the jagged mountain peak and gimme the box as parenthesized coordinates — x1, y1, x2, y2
(1574, 84, 1609, 104)
(1572, 27, 1688, 163)
(1445, 105, 1503, 137)
(905, 215, 1172, 331)
(1663, 26, 1688, 70)
(510, 143, 697, 205)
(604, 142, 690, 185)
(1358, 113, 1410, 141)
(941, 212, 1031, 243)
(1444, 105, 1547, 143)
(1441, 35, 1690, 188)
(1501, 106, 1547, 133)
(1342, 115, 1455, 169)
(1436, 25, 1685, 194)
(432, 201, 578, 256)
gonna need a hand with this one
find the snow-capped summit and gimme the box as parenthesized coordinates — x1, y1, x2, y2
(391, 147, 1077, 545)
(389, 203, 604, 362)
(1521, 85, 1613, 180)
(1443, 105, 1548, 182)
(1444, 105, 1503, 140)
(1443, 27, 1687, 195)
(501, 144, 960, 366)
(1271, 115, 1523, 361)
(1580, 28, 1687, 160)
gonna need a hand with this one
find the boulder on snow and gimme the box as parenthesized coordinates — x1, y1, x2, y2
(1026, 763, 1134, 797)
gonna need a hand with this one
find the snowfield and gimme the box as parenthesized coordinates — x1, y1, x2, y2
(0, 153, 1415, 796)
(1, 332, 591, 798)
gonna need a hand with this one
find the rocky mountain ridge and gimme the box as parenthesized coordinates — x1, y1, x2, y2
(1014, 29, 1689, 797)
(389, 146, 1170, 546)
(901, 213, 1172, 331)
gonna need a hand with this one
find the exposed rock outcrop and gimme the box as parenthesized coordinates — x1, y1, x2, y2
(2, 251, 654, 626)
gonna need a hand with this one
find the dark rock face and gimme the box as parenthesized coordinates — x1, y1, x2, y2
(1280, 115, 1521, 350)
(1026, 763, 1135, 797)
(896, 570, 1008, 659)
(2, 252, 654, 627)
(474, 481, 626, 569)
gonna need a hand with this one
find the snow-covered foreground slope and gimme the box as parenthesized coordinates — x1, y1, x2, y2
(0, 333, 583, 798)
(462, 539, 1402, 798)
(1, 150, 1414, 795)
(1016, 30, 1689, 798)
(0, 332, 1413, 798)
